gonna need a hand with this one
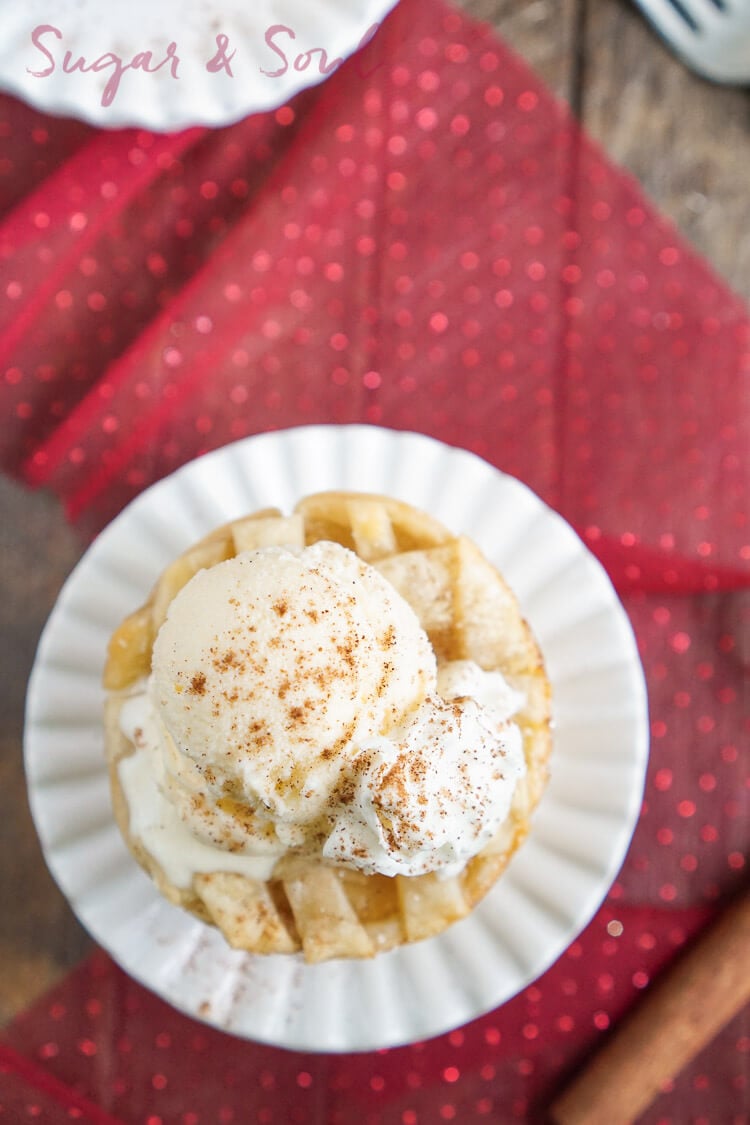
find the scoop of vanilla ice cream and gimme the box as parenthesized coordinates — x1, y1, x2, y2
(149, 542, 436, 854)
(131, 539, 529, 882)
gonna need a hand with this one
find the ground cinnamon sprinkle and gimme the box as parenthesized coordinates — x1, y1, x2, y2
(189, 672, 207, 696)
(380, 624, 396, 649)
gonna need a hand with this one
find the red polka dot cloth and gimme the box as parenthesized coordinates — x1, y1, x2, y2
(1, 0, 748, 1121)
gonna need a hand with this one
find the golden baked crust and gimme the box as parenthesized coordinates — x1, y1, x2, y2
(103, 492, 552, 962)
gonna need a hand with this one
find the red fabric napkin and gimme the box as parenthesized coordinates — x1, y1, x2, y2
(1, 0, 748, 1119)
(4, 904, 745, 1125)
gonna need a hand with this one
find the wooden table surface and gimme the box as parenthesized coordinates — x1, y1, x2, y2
(1, 0, 748, 1031)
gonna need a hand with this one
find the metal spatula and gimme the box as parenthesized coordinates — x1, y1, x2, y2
(632, 0, 750, 83)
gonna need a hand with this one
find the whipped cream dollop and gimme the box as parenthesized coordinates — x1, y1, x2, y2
(323, 692, 523, 877)
(117, 542, 526, 883)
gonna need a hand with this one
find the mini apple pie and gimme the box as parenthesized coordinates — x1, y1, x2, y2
(103, 492, 552, 962)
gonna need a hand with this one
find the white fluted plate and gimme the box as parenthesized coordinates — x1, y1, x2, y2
(0, 0, 395, 130)
(25, 425, 649, 1052)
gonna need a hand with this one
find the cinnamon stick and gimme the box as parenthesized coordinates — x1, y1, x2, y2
(549, 888, 750, 1125)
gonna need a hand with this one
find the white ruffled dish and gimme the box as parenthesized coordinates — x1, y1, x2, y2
(0, 0, 395, 130)
(25, 425, 649, 1052)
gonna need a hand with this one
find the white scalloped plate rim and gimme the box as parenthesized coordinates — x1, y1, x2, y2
(0, 0, 397, 130)
(24, 425, 649, 1052)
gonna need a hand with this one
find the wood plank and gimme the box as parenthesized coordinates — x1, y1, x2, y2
(0, 477, 90, 1026)
(577, 0, 750, 299)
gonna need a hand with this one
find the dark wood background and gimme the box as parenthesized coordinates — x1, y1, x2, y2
(1, 0, 748, 1026)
